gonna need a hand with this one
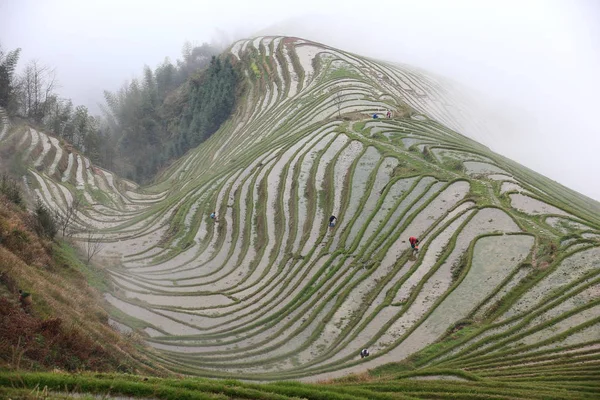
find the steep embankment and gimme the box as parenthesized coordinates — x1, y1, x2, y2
(0, 180, 160, 374)
(0, 37, 598, 391)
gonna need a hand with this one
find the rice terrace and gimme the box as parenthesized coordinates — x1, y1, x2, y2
(1, 36, 599, 399)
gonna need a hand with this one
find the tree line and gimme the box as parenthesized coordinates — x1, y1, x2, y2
(0, 41, 240, 183)
(1, 45, 105, 165)
(102, 43, 239, 181)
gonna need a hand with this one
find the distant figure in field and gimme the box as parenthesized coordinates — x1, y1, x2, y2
(360, 348, 370, 359)
(386, 110, 391, 118)
(210, 211, 216, 220)
(372, 113, 378, 119)
(19, 289, 32, 307)
(409, 236, 419, 253)
(329, 215, 337, 228)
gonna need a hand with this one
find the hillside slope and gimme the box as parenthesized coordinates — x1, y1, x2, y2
(0, 180, 161, 375)
(0, 37, 599, 387)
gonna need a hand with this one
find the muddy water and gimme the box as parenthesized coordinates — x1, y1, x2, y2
(513, 303, 600, 347)
(502, 247, 600, 320)
(510, 193, 570, 216)
(105, 294, 202, 335)
(379, 181, 470, 269)
(464, 161, 507, 175)
(302, 134, 349, 254)
(332, 141, 364, 217)
(546, 217, 593, 233)
(345, 157, 399, 247)
(393, 209, 474, 304)
(293, 131, 337, 253)
(500, 181, 525, 195)
(378, 235, 533, 363)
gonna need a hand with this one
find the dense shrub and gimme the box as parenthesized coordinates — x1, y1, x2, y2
(0, 197, 53, 267)
(33, 199, 57, 239)
(0, 174, 23, 206)
(443, 159, 464, 172)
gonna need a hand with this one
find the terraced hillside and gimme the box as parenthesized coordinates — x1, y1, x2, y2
(1, 36, 599, 387)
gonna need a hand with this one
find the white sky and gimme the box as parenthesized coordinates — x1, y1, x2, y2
(1, 0, 599, 201)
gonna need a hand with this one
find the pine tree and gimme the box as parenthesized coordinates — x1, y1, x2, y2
(0, 44, 21, 111)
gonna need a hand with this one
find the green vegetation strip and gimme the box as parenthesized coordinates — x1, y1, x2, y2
(3, 371, 597, 399)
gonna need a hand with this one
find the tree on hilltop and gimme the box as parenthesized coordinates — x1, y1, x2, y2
(0, 44, 22, 112)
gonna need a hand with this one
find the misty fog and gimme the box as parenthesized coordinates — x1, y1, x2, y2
(1, 0, 599, 201)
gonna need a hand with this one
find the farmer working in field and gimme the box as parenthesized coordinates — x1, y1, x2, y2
(409, 236, 419, 253)
(329, 215, 337, 228)
(19, 289, 32, 307)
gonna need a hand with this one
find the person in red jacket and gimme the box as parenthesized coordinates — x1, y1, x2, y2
(409, 236, 419, 253)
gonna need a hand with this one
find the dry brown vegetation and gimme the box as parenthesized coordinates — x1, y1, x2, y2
(0, 193, 164, 375)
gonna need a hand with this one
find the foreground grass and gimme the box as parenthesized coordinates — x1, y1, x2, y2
(0, 370, 598, 400)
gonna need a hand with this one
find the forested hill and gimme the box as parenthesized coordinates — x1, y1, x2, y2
(102, 53, 239, 182)
(0, 42, 240, 183)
